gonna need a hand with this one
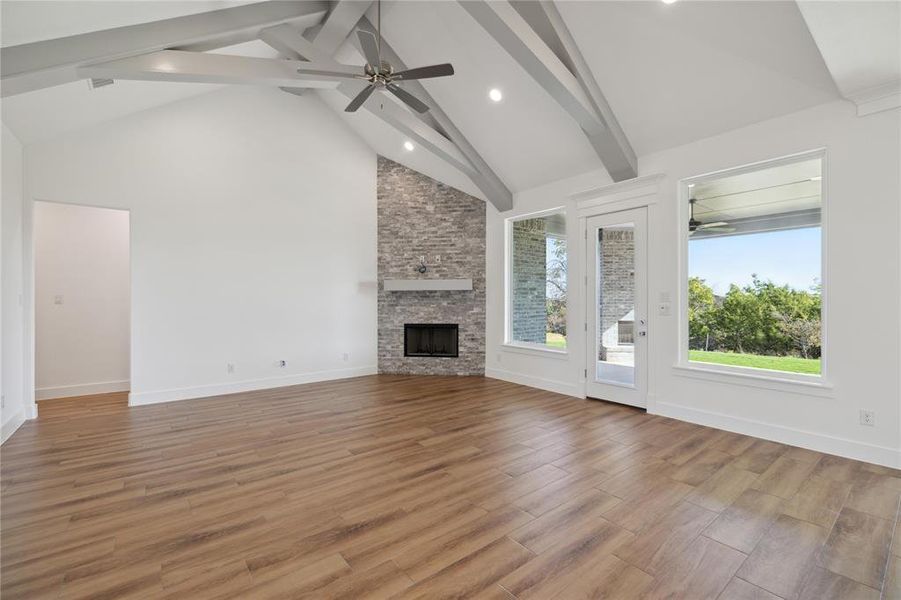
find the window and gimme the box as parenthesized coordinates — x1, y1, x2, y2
(507, 210, 567, 350)
(684, 153, 823, 379)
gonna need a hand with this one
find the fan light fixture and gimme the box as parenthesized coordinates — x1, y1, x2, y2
(295, 0, 454, 114)
(404, 141, 415, 151)
(688, 198, 735, 236)
(489, 88, 503, 102)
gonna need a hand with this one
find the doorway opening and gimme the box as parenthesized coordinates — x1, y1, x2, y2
(34, 201, 130, 406)
(586, 207, 648, 408)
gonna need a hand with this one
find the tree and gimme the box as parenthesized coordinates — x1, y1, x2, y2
(716, 284, 766, 353)
(695, 274, 821, 358)
(688, 277, 716, 350)
(776, 313, 821, 359)
(546, 237, 567, 336)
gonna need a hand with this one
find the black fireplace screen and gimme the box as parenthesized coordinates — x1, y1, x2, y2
(404, 324, 459, 358)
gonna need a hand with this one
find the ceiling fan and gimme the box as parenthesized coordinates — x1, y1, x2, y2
(689, 198, 735, 236)
(296, 0, 454, 113)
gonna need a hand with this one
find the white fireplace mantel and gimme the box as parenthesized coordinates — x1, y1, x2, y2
(383, 279, 473, 291)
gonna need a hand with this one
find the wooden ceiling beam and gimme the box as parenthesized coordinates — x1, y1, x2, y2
(1, 1, 329, 97)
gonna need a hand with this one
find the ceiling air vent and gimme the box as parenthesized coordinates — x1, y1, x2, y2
(88, 78, 115, 90)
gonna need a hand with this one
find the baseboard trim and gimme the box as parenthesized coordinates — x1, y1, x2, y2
(36, 380, 130, 401)
(653, 401, 900, 469)
(485, 367, 583, 398)
(1, 412, 26, 445)
(128, 366, 378, 407)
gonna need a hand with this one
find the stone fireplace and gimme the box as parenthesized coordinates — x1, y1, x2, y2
(377, 157, 485, 375)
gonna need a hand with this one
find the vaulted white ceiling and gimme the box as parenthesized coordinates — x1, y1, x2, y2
(0, 0, 891, 198)
(797, 0, 901, 115)
(556, 0, 839, 155)
(374, 1, 600, 192)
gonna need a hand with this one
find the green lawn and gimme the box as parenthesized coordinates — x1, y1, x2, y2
(546, 332, 567, 349)
(689, 350, 821, 375)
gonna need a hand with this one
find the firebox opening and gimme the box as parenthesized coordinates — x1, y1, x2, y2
(404, 324, 459, 358)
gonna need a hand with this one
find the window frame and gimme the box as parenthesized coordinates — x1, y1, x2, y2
(676, 148, 829, 387)
(504, 206, 569, 355)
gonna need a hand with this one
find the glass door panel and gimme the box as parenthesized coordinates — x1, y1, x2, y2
(596, 223, 636, 387)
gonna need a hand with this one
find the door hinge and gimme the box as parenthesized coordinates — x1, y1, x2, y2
(584, 322, 587, 332)
(584, 368, 587, 378)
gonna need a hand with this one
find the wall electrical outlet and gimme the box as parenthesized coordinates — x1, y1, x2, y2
(227, 363, 235, 374)
(860, 409, 875, 427)
(276, 360, 287, 368)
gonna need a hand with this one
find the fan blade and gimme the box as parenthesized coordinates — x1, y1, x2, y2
(392, 63, 455, 81)
(357, 29, 380, 68)
(345, 84, 376, 112)
(698, 221, 729, 229)
(296, 66, 367, 81)
(386, 84, 430, 113)
(696, 226, 736, 235)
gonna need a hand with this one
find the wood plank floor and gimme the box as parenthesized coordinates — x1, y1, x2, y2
(2, 375, 900, 599)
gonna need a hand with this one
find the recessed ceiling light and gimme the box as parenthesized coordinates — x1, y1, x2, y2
(488, 88, 503, 102)
(403, 141, 415, 152)
(662, 0, 678, 4)
(687, 183, 695, 188)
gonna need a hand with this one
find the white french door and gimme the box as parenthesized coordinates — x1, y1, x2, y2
(585, 207, 648, 408)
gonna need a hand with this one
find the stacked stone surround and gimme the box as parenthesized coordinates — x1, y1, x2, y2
(377, 157, 485, 375)
(511, 218, 548, 344)
(598, 228, 635, 360)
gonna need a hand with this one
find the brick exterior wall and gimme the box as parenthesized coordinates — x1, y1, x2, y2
(598, 228, 634, 361)
(377, 157, 485, 375)
(511, 218, 548, 344)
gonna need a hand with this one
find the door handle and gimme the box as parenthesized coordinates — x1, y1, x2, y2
(638, 330, 647, 337)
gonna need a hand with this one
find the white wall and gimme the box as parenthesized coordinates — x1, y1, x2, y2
(486, 100, 901, 468)
(25, 86, 378, 406)
(34, 201, 130, 399)
(2, 122, 30, 443)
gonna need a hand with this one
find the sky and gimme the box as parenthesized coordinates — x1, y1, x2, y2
(689, 227, 821, 295)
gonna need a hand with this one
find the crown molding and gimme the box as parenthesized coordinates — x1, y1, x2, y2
(846, 80, 901, 117)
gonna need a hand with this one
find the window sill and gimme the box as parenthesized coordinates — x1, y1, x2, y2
(672, 362, 834, 398)
(501, 343, 570, 360)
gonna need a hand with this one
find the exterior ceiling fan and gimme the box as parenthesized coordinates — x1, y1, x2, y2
(296, 0, 454, 113)
(689, 198, 735, 236)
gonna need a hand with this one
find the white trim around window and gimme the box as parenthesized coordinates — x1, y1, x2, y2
(675, 148, 831, 390)
(505, 206, 569, 355)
